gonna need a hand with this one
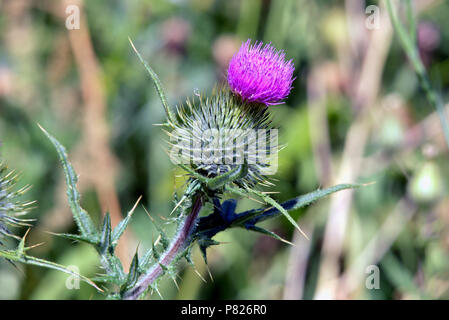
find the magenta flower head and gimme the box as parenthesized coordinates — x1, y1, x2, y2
(227, 39, 295, 106)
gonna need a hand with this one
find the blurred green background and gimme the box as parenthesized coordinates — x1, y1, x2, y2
(1, 0, 449, 299)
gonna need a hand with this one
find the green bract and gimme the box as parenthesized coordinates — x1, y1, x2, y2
(168, 87, 278, 188)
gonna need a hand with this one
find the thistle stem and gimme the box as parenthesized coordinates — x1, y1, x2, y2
(122, 194, 203, 300)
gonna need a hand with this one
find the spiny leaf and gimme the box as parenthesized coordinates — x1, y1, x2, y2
(128, 37, 176, 125)
(249, 183, 365, 225)
(92, 274, 123, 285)
(47, 232, 99, 245)
(195, 184, 365, 248)
(227, 183, 364, 228)
(0, 248, 102, 292)
(38, 124, 98, 240)
(198, 238, 220, 264)
(100, 254, 126, 283)
(287, 183, 364, 211)
(225, 185, 309, 240)
(99, 213, 112, 255)
(122, 252, 140, 292)
(112, 196, 141, 248)
(250, 188, 309, 240)
(138, 248, 154, 273)
(244, 224, 293, 246)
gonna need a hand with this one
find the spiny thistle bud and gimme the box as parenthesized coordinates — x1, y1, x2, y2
(227, 40, 295, 106)
(0, 162, 33, 243)
(168, 88, 279, 188)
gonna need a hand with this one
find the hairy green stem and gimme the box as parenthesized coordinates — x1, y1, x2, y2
(122, 194, 203, 300)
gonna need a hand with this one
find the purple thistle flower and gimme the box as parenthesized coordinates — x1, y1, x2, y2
(227, 39, 295, 106)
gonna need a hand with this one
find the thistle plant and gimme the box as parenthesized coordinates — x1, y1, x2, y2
(34, 38, 362, 300)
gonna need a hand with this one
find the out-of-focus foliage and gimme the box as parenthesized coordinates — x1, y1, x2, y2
(0, 0, 449, 300)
